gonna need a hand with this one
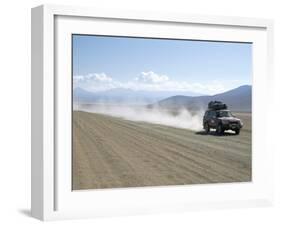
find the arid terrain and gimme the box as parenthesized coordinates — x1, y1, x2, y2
(72, 111, 251, 190)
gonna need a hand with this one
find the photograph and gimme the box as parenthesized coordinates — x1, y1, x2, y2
(72, 34, 252, 190)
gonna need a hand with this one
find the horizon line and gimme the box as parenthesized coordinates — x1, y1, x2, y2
(74, 84, 252, 96)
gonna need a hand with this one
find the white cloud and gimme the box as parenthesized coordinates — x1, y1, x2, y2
(74, 73, 112, 83)
(74, 71, 231, 95)
(73, 73, 117, 91)
(91, 73, 113, 82)
(135, 71, 169, 83)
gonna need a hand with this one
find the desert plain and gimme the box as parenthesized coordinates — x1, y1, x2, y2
(72, 110, 251, 190)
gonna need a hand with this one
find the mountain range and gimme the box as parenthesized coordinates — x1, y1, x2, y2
(73, 87, 204, 105)
(73, 85, 252, 112)
(150, 85, 251, 112)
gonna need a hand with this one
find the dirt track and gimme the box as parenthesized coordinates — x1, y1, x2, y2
(73, 111, 251, 190)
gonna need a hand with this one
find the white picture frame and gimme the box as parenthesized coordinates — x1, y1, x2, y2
(31, 4, 274, 221)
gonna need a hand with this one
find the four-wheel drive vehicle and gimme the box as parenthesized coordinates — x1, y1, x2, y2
(203, 101, 243, 135)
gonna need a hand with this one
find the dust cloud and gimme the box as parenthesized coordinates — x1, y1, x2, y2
(74, 104, 204, 131)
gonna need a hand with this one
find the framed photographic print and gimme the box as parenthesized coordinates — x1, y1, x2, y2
(31, 4, 274, 221)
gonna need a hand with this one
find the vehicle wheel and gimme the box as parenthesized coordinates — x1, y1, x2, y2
(216, 124, 223, 135)
(204, 123, 210, 133)
(234, 129, 240, 135)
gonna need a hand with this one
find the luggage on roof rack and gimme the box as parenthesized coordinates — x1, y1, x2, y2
(208, 101, 227, 110)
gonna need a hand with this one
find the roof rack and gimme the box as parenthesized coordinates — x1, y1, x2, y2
(208, 101, 228, 110)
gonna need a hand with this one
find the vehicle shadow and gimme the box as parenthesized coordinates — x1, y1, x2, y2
(195, 130, 237, 136)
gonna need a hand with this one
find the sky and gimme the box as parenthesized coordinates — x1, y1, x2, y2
(72, 35, 252, 95)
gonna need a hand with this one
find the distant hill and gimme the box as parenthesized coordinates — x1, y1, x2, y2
(73, 87, 204, 105)
(150, 85, 252, 112)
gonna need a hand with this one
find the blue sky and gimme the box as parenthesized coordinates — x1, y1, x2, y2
(73, 35, 252, 95)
